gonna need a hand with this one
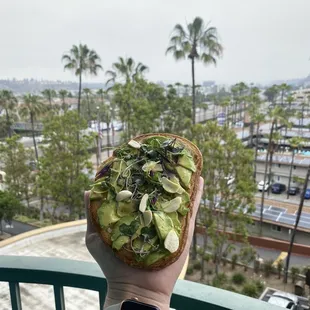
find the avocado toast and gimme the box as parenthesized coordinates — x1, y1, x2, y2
(89, 133, 202, 270)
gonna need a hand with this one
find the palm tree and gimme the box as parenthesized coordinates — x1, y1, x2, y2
(166, 17, 223, 124)
(19, 94, 46, 161)
(96, 88, 105, 106)
(260, 106, 289, 235)
(174, 82, 182, 96)
(284, 165, 310, 283)
(106, 57, 148, 86)
(62, 44, 102, 115)
(279, 83, 291, 106)
(286, 95, 294, 111)
(253, 112, 265, 179)
(287, 137, 304, 199)
(264, 85, 279, 105)
(41, 89, 56, 108)
(83, 88, 92, 119)
(58, 89, 70, 112)
(183, 84, 190, 97)
(0, 90, 17, 137)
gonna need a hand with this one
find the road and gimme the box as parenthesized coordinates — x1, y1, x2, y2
(0, 219, 37, 236)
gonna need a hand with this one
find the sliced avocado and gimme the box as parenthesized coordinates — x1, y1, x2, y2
(178, 154, 196, 172)
(90, 190, 106, 201)
(133, 236, 158, 252)
(117, 201, 137, 217)
(111, 216, 135, 241)
(145, 250, 169, 266)
(97, 202, 120, 228)
(112, 235, 130, 250)
(178, 191, 190, 216)
(153, 211, 174, 240)
(167, 211, 181, 235)
(175, 166, 192, 188)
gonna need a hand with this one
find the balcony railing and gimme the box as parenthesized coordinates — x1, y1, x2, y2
(0, 255, 282, 310)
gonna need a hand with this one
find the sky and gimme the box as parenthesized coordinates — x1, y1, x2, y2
(1, 0, 310, 85)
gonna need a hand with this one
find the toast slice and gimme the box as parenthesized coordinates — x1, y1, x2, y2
(89, 133, 202, 270)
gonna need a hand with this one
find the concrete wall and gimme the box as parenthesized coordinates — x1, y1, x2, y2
(248, 221, 310, 246)
(256, 161, 306, 187)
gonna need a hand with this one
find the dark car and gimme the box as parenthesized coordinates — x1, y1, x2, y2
(271, 183, 286, 194)
(287, 187, 300, 195)
(305, 189, 310, 199)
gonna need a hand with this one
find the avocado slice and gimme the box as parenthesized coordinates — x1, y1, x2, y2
(153, 211, 174, 240)
(145, 250, 169, 266)
(117, 201, 137, 217)
(175, 166, 192, 188)
(97, 202, 120, 228)
(112, 235, 130, 250)
(178, 191, 190, 216)
(167, 211, 181, 235)
(111, 215, 136, 241)
(178, 154, 196, 172)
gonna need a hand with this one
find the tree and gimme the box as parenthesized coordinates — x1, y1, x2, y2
(166, 17, 223, 124)
(260, 106, 290, 235)
(188, 122, 256, 272)
(62, 44, 102, 115)
(41, 89, 56, 108)
(0, 191, 22, 234)
(284, 165, 310, 283)
(278, 83, 291, 106)
(58, 89, 70, 112)
(0, 90, 18, 137)
(106, 57, 148, 86)
(286, 95, 294, 111)
(19, 94, 46, 161)
(264, 85, 279, 104)
(0, 135, 34, 207)
(287, 137, 304, 199)
(83, 88, 92, 120)
(39, 111, 93, 219)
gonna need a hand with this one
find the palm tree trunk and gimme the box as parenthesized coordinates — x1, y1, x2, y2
(31, 112, 39, 161)
(5, 108, 11, 138)
(78, 72, 82, 116)
(267, 141, 275, 197)
(191, 58, 196, 125)
(287, 151, 295, 199)
(260, 121, 275, 235)
(87, 95, 91, 120)
(254, 123, 260, 180)
(284, 165, 310, 283)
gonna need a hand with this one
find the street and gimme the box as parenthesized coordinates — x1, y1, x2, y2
(0, 219, 37, 236)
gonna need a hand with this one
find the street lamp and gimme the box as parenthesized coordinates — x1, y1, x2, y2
(96, 106, 101, 166)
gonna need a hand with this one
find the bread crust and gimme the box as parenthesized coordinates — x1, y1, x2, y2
(89, 133, 202, 270)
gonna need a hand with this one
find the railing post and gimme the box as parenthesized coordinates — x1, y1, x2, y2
(53, 285, 66, 310)
(9, 282, 22, 310)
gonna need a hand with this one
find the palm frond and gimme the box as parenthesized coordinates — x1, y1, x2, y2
(200, 53, 217, 66)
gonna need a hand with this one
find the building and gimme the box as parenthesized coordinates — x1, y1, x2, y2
(291, 88, 310, 103)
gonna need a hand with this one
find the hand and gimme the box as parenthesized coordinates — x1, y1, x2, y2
(85, 177, 204, 310)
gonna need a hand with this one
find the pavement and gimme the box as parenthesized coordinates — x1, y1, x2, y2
(0, 220, 37, 236)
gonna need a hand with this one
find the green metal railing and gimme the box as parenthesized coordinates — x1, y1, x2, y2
(0, 255, 281, 310)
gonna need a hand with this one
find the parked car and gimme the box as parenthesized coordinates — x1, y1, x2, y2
(258, 180, 269, 191)
(271, 183, 286, 194)
(224, 176, 235, 185)
(305, 189, 310, 199)
(268, 291, 299, 310)
(287, 187, 300, 195)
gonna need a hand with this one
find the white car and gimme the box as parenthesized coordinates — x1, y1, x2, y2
(268, 291, 299, 310)
(224, 176, 235, 185)
(258, 180, 269, 191)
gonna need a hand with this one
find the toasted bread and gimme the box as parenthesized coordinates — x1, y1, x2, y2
(89, 133, 202, 270)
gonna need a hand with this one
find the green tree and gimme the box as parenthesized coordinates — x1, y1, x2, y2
(239, 246, 256, 271)
(252, 112, 265, 180)
(284, 165, 310, 283)
(286, 95, 294, 111)
(0, 191, 22, 234)
(260, 106, 289, 235)
(166, 17, 223, 124)
(39, 111, 93, 219)
(264, 85, 279, 104)
(41, 89, 56, 108)
(0, 90, 18, 137)
(287, 137, 304, 199)
(83, 88, 92, 120)
(106, 57, 148, 86)
(62, 44, 102, 115)
(278, 83, 291, 106)
(188, 122, 255, 272)
(20, 94, 46, 161)
(58, 89, 70, 112)
(0, 136, 34, 207)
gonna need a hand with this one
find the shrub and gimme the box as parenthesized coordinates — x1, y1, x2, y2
(212, 273, 228, 288)
(277, 260, 283, 279)
(231, 254, 238, 270)
(290, 267, 300, 284)
(225, 285, 237, 293)
(193, 261, 202, 270)
(242, 283, 258, 298)
(232, 272, 246, 285)
(203, 254, 211, 262)
(263, 259, 275, 278)
(254, 279, 265, 293)
(207, 269, 213, 275)
(222, 252, 228, 266)
(186, 266, 194, 275)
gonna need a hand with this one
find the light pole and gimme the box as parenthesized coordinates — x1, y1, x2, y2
(96, 106, 101, 166)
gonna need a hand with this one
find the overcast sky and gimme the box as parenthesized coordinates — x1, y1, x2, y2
(1, 0, 310, 85)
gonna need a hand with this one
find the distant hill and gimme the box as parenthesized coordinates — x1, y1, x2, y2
(269, 74, 310, 88)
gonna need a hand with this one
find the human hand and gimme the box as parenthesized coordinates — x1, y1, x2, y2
(85, 177, 204, 310)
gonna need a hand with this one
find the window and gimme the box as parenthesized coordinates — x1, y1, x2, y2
(271, 225, 282, 232)
(277, 176, 280, 181)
